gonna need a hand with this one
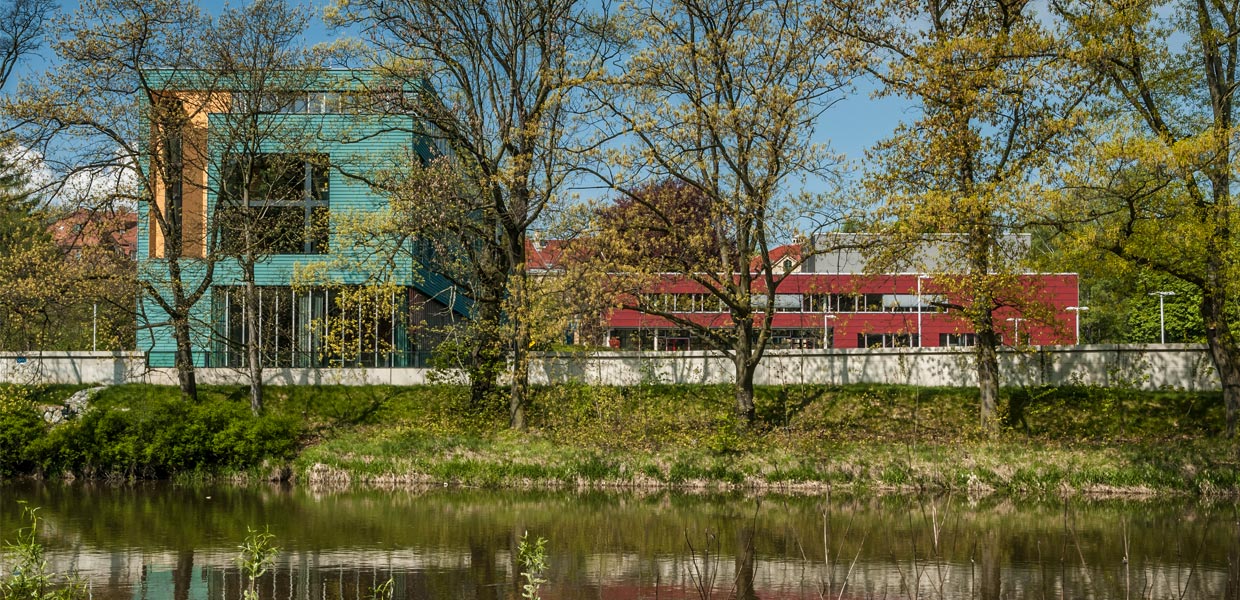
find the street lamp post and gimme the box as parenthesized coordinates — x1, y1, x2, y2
(1005, 317, 1024, 346)
(823, 313, 837, 349)
(1149, 291, 1176, 343)
(916, 275, 931, 348)
(1065, 306, 1089, 345)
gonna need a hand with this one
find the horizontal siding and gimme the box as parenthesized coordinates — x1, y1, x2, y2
(137, 96, 462, 359)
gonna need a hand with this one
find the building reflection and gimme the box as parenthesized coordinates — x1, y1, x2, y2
(29, 545, 1233, 600)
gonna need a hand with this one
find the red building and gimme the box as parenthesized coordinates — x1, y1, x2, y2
(528, 234, 1080, 350)
(605, 272, 1079, 350)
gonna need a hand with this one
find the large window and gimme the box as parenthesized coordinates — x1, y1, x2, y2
(610, 328, 697, 351)
(769, 328, 829, 350)
(230, 91, 408, 114)
(857, 332, 918, 348)
(211, 286, 426, 368)
(751, 294, 802, 312)
(218, 154, 329, 255)
(640, 290, 951, 314)
(940, 333, 979, 347)
(163, 129, 183, 235)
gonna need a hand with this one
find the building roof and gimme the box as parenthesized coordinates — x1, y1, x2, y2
(49, 208, 139, 259)
(805, 232, 1033, 274)
(526, 237, 569, 273)
(750, 243, 802, 271)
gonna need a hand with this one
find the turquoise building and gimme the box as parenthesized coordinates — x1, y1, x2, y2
(136, 71, 467, 368)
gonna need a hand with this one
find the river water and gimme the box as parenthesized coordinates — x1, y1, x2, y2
(0, 482, 1236, 600)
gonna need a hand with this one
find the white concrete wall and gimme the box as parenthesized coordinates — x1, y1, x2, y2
(0, 345, 1223, 390)
(530, 344, 1221, 390)
(0, 352, 148, 386)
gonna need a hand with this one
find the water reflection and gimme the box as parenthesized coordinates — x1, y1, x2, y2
(0, 482, 1236, 599)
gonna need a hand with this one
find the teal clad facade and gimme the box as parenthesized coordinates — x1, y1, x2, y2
(137, 71, 468, 368)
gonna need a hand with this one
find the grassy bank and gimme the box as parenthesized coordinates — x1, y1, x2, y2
(2, 382, 1237, 497)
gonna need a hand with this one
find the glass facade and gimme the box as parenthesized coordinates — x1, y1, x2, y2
(210, 286, 448, 368)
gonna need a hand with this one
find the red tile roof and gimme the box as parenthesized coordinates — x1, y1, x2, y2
(750, 243, 803, 271)
(526, 238, 568, 271)
(49, 208, 139, 259)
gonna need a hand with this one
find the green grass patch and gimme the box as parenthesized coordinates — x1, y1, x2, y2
(0, 381, 1236, 497)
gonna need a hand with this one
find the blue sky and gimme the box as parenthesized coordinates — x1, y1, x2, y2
(8, 0, 914, 202)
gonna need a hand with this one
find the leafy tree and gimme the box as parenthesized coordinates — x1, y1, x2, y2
(2, 0, 216, 398)
(1052, 0, 1240, 433)
(0, 154, 40, 251)
(0, 159, 56, 350)
(834, 0, 1082, 432)
(589, 0, 859, 424)
(594, 180, 725, 273)
(0, 164, 135, 352)
(0, 0, 66, 351)
(2, 53, 132, 353)
(329, 0, 607, 427)
(1072, 264, 1206, 344)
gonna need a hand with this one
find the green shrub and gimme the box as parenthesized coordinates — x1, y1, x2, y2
(26, 397, 300, 478)
(0, 406, 45, 478)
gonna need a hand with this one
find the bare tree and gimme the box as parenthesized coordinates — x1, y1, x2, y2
(331, 0, 609, 427)
(2, 0, 220, 399)
(0, 0, 52, 91)
(201, 0, 328, 415)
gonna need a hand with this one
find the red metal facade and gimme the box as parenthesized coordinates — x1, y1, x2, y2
(606, 273, 1079, 349)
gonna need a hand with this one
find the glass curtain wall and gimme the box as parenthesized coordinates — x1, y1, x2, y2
(211, 286, 427, 368)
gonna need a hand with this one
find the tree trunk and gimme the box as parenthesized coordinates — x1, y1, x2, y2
(173, 314, 197, 400)
(731, 300, 759, 425)
(244, 275, 263, 416)
(166, 249, 199, 401)
(510, 325, 529, 430)
(508, 232, 529, 431)
(734, 352, 756, 425)
(1202, 282, 1240, 436)
(976, 309, 999, 434)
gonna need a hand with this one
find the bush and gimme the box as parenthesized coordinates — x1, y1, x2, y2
(0, 406, 45, 478)
(26, 396, 301, 478)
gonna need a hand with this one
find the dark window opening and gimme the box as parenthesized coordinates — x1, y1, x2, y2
(609, 328, 697, 351)
(164, 130, 183, 237)
(218, 154, 330, 255)
(940, 333, 978, 347)
(857, 332, 918, 348)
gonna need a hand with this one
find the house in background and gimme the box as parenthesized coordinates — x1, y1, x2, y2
(137, 71, 468, 369)
(50, 208, 139, 259)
